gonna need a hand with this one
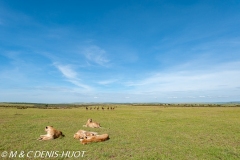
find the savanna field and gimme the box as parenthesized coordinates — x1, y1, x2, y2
(0, 104, 240, 160)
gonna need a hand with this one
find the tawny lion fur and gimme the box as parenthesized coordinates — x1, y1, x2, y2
(80, 134, 109, 145)
(73, 130, 98, 139)
(38, 126, 65, 141)
(83, 118, 101, 128)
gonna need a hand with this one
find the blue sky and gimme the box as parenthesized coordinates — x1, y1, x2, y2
(0, 0, 240, 103)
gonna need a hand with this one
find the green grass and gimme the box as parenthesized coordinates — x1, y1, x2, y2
(0, 106, 240, 159)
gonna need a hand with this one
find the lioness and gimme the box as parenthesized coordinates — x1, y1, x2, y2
(38, 126, 65, 141)
(83, 118, 101, 128)
(80, 134, 109, 145)
(73, 130, 98, 139)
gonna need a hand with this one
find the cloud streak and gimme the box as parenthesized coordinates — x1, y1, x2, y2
(56, 64, 77, 79)
(54, 63, 92, 90)
(97, 79, 118, 85)
(124, 61, 240, 100)
(83, 45, 109, 66)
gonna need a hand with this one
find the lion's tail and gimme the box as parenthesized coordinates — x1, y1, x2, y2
(60, 131, 65, 137)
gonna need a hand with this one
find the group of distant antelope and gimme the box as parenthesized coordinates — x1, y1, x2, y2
(85, 106, 117, 111)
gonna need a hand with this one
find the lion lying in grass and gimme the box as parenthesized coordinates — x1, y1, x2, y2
(83, 118, 101, 128)
(73, 130, 98, 139)
(79, 134, 109, 145)
(38, 126, 65, 141)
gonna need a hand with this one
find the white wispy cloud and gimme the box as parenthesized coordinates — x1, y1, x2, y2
(53, 63, 92, 90)
(125, 61, 240, 100)
(97, 79, 118, 85)
(55, 64, 77, 79)
(83, 45, 109, 66)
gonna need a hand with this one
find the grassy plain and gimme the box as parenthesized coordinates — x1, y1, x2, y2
(0, 105, 240, 159)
